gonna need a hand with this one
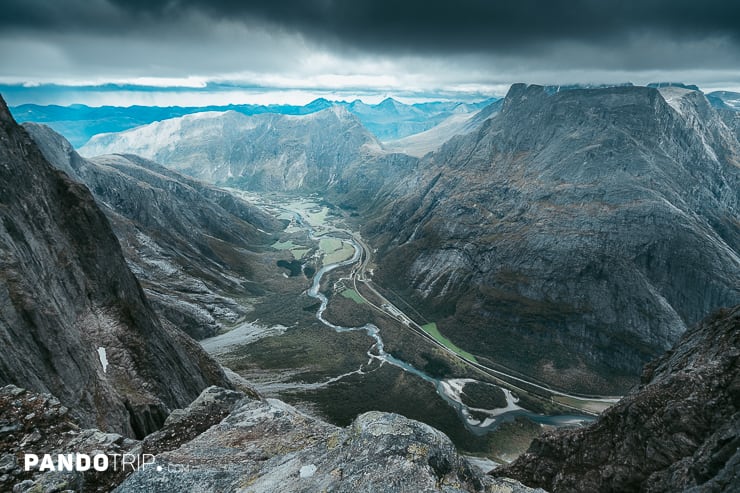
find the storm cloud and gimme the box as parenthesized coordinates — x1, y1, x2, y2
(2, 0, 740, 104)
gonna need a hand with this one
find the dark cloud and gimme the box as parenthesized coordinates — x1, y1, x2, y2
(2, 0, 740, 101)
(4, 0, 740, 56)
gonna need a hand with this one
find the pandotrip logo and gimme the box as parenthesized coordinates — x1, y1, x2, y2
(23, 453, 187, 473)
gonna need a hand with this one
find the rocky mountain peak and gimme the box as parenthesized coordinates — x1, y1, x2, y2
(365, 83, 739, 394)
(0, 95, 13, 123)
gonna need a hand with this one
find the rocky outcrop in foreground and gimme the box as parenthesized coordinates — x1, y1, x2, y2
(6, 385, 540, 493)
(495, 305, 740, 492)
(117, 388, 540, 493)
(0, 384, 137, 491)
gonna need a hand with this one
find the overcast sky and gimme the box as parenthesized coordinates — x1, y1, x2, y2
(3, 0, 740, 106)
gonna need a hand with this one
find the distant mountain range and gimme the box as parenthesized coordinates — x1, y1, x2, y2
(79, 107, 419, 206)
(10, 97, 497, 147)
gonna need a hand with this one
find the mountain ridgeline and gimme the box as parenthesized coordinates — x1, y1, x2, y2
(0, 96, 230, 438)
(74, 84, 739, 395)
(24, 123, 280, 340)
(79, 107, 418, 208)
(11, 97, 495, 147)
(364, 84, 740, 393)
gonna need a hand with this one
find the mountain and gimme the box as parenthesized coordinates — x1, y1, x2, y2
(11, 97, 495, 147)
(79, 107, 417, 204)
(363, 84, 740, 394)
(24, 122, 280, 340)
(347, 97, 497, 141)
(8, 100, 340, 148)
(384, 99, 504, 157)
(707, 90, 740, 111)
(495, 304, 739, 492)
(707, 91, 740, 143)
(0, 95, 230, 438)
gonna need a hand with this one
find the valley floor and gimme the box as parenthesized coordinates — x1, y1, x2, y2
(199, 191, 616, 461)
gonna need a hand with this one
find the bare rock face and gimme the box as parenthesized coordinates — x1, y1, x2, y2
(24, 123, 279, 340)
(495, 305, 740, 492)
(366, 84, 740, 393)
(116, 395, 542, 493)
(0, 95, 230, 438)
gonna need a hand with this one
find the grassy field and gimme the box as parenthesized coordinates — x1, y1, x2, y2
(421, 323, 478, 363)
(552, 394, 615, 414)
(320, 238, 354, 265)
(319, 237, 342, 252)
(271, 240, 296, 250)
(340, 288, 366, 304)
(291, 248, 310, 259)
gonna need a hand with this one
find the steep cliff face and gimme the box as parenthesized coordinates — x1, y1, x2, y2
(716, 108, 740, 143)
(495, 305, 739, 492)
(79, 107, 417, 199)
(0, 95, 230, 438)
(25, 123, 279, 340)
(366, 84, 740, 393)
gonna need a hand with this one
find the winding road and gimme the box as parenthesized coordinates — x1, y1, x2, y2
(285, 205, 615, 430)
(231, 190, 619, 430)
(346, 233, 621, 413)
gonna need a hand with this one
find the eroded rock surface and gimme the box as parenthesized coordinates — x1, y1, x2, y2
(495, 305, 740, 492)
(366, 84, 740, 393)
(117, 395, 541, 493)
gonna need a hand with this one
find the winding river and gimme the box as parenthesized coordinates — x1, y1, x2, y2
(298, 211, 595, 435)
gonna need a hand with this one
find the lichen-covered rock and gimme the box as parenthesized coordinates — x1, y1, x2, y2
(1, 385, 137, 492)
(3, 385, 254, 492)
(116, 398, 541, 492)
(495, 305, 739, 492)
(134, 386, 248, 457)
